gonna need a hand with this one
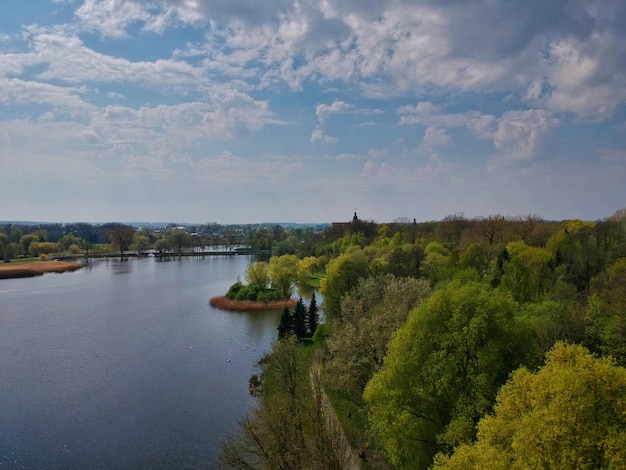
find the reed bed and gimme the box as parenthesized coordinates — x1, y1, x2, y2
(210, 295, 297, 312)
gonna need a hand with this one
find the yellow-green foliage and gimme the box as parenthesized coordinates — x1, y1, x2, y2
(434, 342, 626, 470)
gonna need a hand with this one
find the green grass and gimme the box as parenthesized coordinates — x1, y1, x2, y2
(307, 269, 326, 288)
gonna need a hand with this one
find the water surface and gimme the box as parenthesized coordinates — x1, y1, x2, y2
(0, 256, 281, 469)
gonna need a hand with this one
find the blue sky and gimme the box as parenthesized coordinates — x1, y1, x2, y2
(1, 0, 625, 224)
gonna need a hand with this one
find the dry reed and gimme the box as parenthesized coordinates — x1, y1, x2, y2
(210, 295, 297, 312)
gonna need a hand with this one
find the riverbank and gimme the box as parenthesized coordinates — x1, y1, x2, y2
(0, 260, 83, 279)
(210, 295, 297, 312)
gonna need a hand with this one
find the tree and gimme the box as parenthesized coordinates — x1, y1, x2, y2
(297, 256, 319, 283)
(474, 215, 507, 246)
(277, 307, 293, 339)
(364, 281, 538, 469)
(219, 337, 309, 469)
(307, 292, 319, 335)
(167, 228, 190, 254)
(500, 242, 554, 302)
(154, 238, 170, 254)
(132, 233, 150, 255)
(28, 241, 61, 257)
(320, 246, 369, 319)
(548, 219, 604, 296)
(433, 343, 626, 470)
(587, 258, 626, 365)
(245, 261, 270, 291)
(326, 275, 431, 392)
(0, 232, 8, 260)
(19, 234, 39, 257)
(293, 298, 308, 338)
(268, 254, 299, 299)
(109, 226, 134, 257)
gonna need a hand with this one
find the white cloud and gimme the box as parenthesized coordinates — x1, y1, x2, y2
(398, 102, 559, 162)
(20, 27, 202, 89)
(310, 100, 352, 143)
(75, 0, 151, 38)
(491, 110, 559, 161)
(0, 77, 93, 117)
(421, 126, 451, 148)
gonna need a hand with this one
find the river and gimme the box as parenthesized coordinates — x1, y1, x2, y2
(0, 256, 290, 469)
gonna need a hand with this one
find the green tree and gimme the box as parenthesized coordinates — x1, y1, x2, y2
(219, 337, 309, 469)
(307, 292, 319, 335)
(154, 238, 170, 254)
(19, 234, 39, 257)
(10, 227, 22, 244)
(364, 281, 537, 469)
(587, 258, 626, 364)
(548, 219, 604, 296)
(28, 241, 61, 257)
(500, 242, 554, 302)
(245, 261, 270, 291)
(277, 307, 293, 339)
(220, 338, 353, 469)
(433, 343, 626, 470)
(268, 254, 299, 299)
(167, 228, 191, 254)
(320, 246, 369, 319)
(293, 298, 308, 338)
(0, 232, 8, 260)
(132, 234, 150, 255)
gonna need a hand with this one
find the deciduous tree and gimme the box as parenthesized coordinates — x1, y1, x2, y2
(433, 343, 626, 470)
(364, 281, 537, 469)
(245, 261, 270, 291)
(268, 254, 299, 299)
(326, 275, 431, 393)
(320, 246, 369, 319)
(109, 226, 134, 257)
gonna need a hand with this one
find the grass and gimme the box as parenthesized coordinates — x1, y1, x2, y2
(307, 269, 326, 288)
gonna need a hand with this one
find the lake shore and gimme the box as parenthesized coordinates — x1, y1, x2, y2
(210, 295, 297, 312)
(0, 260, 83, 279)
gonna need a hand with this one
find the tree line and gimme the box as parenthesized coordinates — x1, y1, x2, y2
(220, 208, 626, 469)
(0, 221, 328, 260)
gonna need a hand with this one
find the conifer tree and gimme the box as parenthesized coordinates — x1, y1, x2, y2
(308, 292, 319, 335)
(293, 298, 308, 338)
(277, 307, 293, 338)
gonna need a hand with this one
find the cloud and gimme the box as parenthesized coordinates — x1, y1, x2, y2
(491, 110, 559, 161)
(19, 26, 202, 90)
(421, 126, 451, 149)
(0, 77, 93, 117)
(398, 101, 559, 161)
(310, 100, 352, 143)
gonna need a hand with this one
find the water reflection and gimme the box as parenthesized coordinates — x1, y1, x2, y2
(109, 258, 133, 275)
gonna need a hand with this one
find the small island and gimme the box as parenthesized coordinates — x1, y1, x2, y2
(0, 260, 83, 279)
(209, 255, 308, 312)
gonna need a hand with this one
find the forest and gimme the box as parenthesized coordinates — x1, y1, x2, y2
(219, 209, 626, 469)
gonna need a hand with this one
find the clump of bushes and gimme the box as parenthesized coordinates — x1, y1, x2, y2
(225, 281, 283, 302)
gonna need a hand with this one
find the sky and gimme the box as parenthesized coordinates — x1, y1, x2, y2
(1, 0, 625, 224)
